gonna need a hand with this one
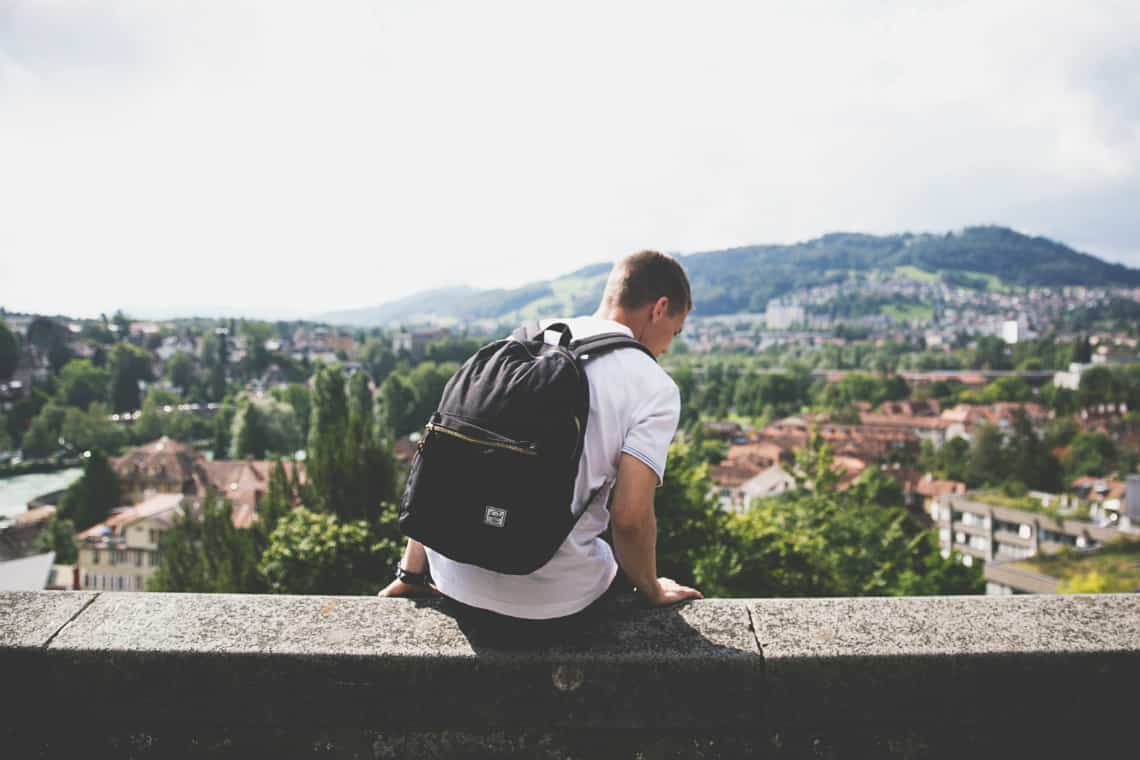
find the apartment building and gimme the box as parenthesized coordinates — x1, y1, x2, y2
(930, 492, 1131, 593)
(74, 493, 187, 592)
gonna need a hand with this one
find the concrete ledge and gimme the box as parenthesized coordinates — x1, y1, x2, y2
(4, 591, 1140, 757)
(752, 594, 1140, 733)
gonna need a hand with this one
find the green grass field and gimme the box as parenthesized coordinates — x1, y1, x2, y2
(893, 265, 940, 283)
(881, 302, 934, 323)
(953, 270, 1009, 293)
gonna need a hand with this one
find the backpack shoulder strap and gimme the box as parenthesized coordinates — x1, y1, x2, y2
(570, 333, 656, 362)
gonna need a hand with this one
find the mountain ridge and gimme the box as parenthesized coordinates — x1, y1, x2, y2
(314, 226, 1140, 326)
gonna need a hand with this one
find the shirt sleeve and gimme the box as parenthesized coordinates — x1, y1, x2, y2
(621, 378, 681, 487)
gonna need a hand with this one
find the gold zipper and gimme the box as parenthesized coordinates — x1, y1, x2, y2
(426, 422, 538, 457)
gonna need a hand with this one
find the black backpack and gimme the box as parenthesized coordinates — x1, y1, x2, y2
(397, 321, 654, 574)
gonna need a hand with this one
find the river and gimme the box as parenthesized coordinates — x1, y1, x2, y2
(0, 468, 83, 521)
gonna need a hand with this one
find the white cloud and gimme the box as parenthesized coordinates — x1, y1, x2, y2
(1, 0, 1138, 318)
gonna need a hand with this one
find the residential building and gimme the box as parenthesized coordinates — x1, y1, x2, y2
(0, 552, 57, 591)
(930, 492, 1130, 577)
(393, 327, 451, 357)
(111, 436, 305, 529)
(986, 539, 1140, 595)
(74, 493, 187, 592)
(764, 301, 806, 330)
(721, 465, 797, 513)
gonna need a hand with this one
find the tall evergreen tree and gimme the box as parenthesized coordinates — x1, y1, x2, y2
(148, 490, 267, 593)
(109, 343, 153, 412)
(378, 372, 418, 437)
(59, 450, 123, 531)
(0, 319, 19, 381)
(259, 459, 296, 535)
(32, 515, 78, 563)
(232, 400, 269, 459)
(346, 372, 398, 521)
(307, 366, 351, 516)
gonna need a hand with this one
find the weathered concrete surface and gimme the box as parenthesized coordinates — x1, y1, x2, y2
(0, 589, 99, 649)
(7, 591, 1140, 757)
(751, 594, 1140, 731)
(0, 590, 99, 723)
(35, 592, 761, 734)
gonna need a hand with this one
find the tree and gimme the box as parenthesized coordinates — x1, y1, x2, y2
(1078, 365, 1118, 408)
(21, 403, 67, 458)
(345, 371, 398, 519)
(134, 388, 179, 443)
(965, 423, 1005, 488)
(306, 368, 398, 523)
(651, 437, 733, 591)
(26, 317, 73, 374)
(148, 490, 267, 593)
(1058, 571, 1109, 594)
(259, 459, 297, 535)
(259, 507, 399, 595)
(269, 383, 311, 443)
(61, 403, 127, 453)
(109, 343, 153, 412)
(56, 359, 110, 410)
(212, 398, 237, 459)
(1005, 410, 1063, 492)
(1064, 432, 1117, 478)
(307, 367, 351, 514)
(32, 515, 78, 563)
(202, 329, 230, 401)
(165, 351, 196, 392)
(58, 450, 123, 532)
(1073, 335, 1092, 364)
(406, 362, 456, 436)
(972, 335, 1011, 370)
(378, 372, 418, 437)
(361, 337, 397, 386)
(111, 310, 132, 341)
(714, 435, 982, 598)
(229, 395, 302, 459)
(0, 319, 19, 380)
(231, 399, 270, 459)
(921, 436, 970, 483)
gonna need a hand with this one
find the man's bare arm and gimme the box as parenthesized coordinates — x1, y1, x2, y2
(610, 453, 703, 606)
(377, 538, 439, 597)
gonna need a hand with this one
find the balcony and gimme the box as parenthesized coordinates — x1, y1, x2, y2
(2, 592, 1138, 756)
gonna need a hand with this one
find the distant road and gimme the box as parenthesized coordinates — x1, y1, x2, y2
(685, 367, 1058, 381)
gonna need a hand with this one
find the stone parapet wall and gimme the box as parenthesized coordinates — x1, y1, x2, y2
(2, 591, 1138, 758)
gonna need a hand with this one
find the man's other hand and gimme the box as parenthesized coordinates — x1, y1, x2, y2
(642, 577, 703, 606)
(377, 579, 442, 598)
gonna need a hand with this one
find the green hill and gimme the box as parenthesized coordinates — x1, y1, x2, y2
(319, 226, 1140, 325)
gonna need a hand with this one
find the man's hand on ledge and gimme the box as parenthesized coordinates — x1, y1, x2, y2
(377, 579, 443, 598)
(641, 577, 703, 607)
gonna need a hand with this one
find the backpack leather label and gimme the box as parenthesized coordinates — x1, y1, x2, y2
(484, 506, 508, 528)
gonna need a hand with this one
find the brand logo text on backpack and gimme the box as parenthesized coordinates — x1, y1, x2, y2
(483, 506, 508, 528)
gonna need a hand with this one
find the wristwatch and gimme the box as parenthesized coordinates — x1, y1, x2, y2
(394, 564, 432, 587)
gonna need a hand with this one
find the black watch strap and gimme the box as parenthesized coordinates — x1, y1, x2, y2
(395, 564, 432, 587)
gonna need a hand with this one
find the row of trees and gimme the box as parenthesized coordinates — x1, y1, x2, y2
(670, 359, 1140, 427)
(149, 367, 404, 595)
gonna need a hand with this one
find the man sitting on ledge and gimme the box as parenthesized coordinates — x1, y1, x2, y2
(379, 250, 703, 635)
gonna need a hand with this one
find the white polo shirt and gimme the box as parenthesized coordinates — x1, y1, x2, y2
(424, 316, 682, 619)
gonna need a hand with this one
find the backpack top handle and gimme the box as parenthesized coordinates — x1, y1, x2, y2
(510, 320, 573, 348)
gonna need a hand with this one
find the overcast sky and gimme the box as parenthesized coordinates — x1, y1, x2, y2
(2, 1, 1138, 320)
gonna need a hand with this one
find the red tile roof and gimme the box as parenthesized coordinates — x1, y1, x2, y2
(75, 492, 187, 539)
